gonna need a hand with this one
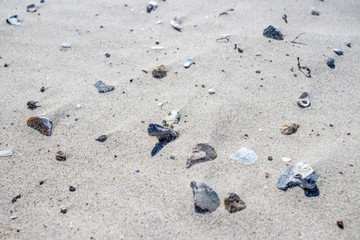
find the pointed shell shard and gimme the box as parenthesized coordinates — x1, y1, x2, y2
(6, 15, 21, 26)
(27, 116, 53, 136)
(170, 17, 182, 31)
(263, 25, 283, 40)
(333, 49, 343, 56)
(232, 147, 258, 164)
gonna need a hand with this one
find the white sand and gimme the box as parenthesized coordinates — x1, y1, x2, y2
(1, 0, 359, 239)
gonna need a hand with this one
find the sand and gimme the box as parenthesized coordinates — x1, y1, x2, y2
(1, 0, 359, 239)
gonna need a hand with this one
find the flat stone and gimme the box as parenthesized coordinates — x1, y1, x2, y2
(27, 116, 52, 136)
(280, 123, 299, 135)
(326, 57, 335, 69)
(263, 25, 283, 40)
(277, 161, 319, 197)
(152, 65, 167, 78)
(148, 124, 178, 156)
(6, 15, 21, 26)
(94, 80, 115, 93)
(190, 181, 220, 214)
(186, 143, 217, 168)
(224, 193, 246, 213)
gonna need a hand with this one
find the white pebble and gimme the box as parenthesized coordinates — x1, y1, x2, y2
(0, 150, 12, 157)
(281, 157, 292, 162)
(76, 104, 82, 109)
(157, 102, 163, 107)
(208, 89, 215, 94)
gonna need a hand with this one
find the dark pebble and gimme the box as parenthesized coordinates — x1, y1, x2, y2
(337, 221, 344, 229)
(69, 186, 76, 192)
(105, 53, 110, 58)
(347, 133, 351, 135)
(96, 135, 107, 142)
(11, 194, 21, 204)
(27, 101, 39, 110)
(268, 156, 273, 161)
(256, 70, 261, 74)
(40, 86, 45, 92)
(60, 208, 67, 214)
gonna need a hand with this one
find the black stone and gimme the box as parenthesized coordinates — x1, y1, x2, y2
(69, 186, 76, 192)
(263, 25, 283, 40)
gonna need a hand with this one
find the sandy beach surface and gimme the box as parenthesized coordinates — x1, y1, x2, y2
(1, 0, 359, 239)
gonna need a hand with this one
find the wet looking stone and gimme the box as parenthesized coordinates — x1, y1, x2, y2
(27, 116, 52, 136)
(190, 181, 220, 214)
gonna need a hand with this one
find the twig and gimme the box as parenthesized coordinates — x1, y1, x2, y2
(291, 32, 306, 45)
(297, 57, 311, 78)
(282, 14, 288, 24)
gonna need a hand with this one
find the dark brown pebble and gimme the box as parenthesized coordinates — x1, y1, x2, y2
(55, 151, 66, 161)
(337, 221, 344, 229)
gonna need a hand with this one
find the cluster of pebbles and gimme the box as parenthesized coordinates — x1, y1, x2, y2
(3, 1, 353, 230)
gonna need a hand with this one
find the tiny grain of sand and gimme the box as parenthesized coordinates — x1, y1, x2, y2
(1, 0, 360, 239)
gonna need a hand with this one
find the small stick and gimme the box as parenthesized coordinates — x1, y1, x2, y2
(291, 32, 306, 45)
(297, 57, 311, 77)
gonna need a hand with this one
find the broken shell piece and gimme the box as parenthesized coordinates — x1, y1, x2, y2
(152, 65, 167, 78)
(190, 181, 220, 214)
(59, 43, 71, 52)
(333, 49, 343, 56)
(297, 92, 311, 108)
(186, 143, 217, 168)
(0, 150, 13, 157)
(311, 7, 320, 15)
(163, 110, 180, 127)
(263, 25, 283, 40)
(151, 46, 164, 50)
(55, 151, 66, 161)
(184, 58, 192, 68)
(170, 17, 182, 31)
(232, 147, 258, 164)
(277, 162, 319, 197)
(94, 80, 115, 93)
(6, 15, 21, 26)
(208, 89, 215, 94)
(281, 157, 292, 162)
(224, 193, 246, 213)
(280, 123, 299, 135)
(27, 116, 53, 136)
(326, 57, 335, 69)
(147, 1, 158, 13)
(27, 101, 40, 110)
(148, 124, 178, 156)
(345, 42, 351, 48)
(27, 4, 37, 12)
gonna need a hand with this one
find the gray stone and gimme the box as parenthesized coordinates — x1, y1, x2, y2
(326, 57, 335, 69)
(263, 25, 283, 40)
(277, 162, 319, 197)
(94, 80, 115, 93)
(190, 181, 220, 214)
(148, 124, 178, 156)
(6, 15, 21, 26)
(231, 147, 258, 164)
(186, 143, 217, 168)
(333, 49, 343, 56)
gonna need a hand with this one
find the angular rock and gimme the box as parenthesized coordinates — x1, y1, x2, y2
(148, 124, 178, 156)
(297, 92, 311, 108)
(190, 181, 220, 214)
(59, 43, 71, 52)
(55, 151, 66, 161)
(326, 57, 335, 69)
(263, 25, 283, 40)
(333, 49, 343, 56)
(280, 123, 299, 135)
(95, 135, 107, 142)
(186, 143, 217, 168)
(277, 161, 319, 197)
(345, 42, 351, 48)
(27, 101, 40, 110)
(27, 4, 37, 12)
(231, 147, 258, 164)
(94, 80, 115, 93)
(184, 58, 192, 68)
(27, 116, 52, 136)
(224, 193, 246, 213)
(147, 1, 158, 13)
(6, 15, 21, 26)
(152, 65, 167, 78)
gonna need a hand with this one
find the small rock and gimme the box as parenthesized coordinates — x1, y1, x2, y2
(27, 4, 37, 12)
(170, 17, 182, 31)
(297, 92, 311, 108)
(59, 43, 71, 52)
(263, 25, 283, 40)
(27, 116, 52, 136)
(6, 15, 21, 26)
(11, 194, 21, 204)
(55, 151, 66, 161)
(337, 221, 344, 229)
(27, 101, 39, 110)
(69, 186, 76, 192)
(280, 123, 299, 135)
(281, 157, 292, 162)
(170, 155, 176, 160)
(255, 70, 261, 74)
(152, 65, 167, 78)
(238, 48, 243, 53)
(76, 104, 82, 109)
(95, 135, 107, 142)
(224, 193, 246, 213)
(268, 156, 273, 161)
(105, 53, 111, 58)
(184, 58, 192, 68)
(10, 216, 17, 220)
(333, 49, 343, 56)
(311, 7, 320, 15)
(157, 102, 163, 107)
(40, 86, 45, 92)
(60, 208, 67, 214)
(326, 57, 335, 69)
(208, 89, 215, 95)
(162, 110, 180, 127)
(345, 42, 351, 48)
(94, 80, 115, 93)
(232, 147, 258, 164)
(147, 1, 158, 13)
(186, 143, 217, 168)
(277, 162, 319, 197)
(190, 181, 220, 214)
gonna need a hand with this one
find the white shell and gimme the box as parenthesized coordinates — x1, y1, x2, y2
(208, 89, 215, 94)
(0, 150, 13, 157)
(281, 157, 292, 162)
(163, 110, 180, 127)
(232, 147, 258, 164)
(151, 46, 165, 50)
(170, 17, 182, 31)
(184, 58, 192, 68)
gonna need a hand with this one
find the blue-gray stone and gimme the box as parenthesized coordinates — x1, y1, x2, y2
(191, 181, 220, 214)
(263, 25, 283, 40)
(326, 57, 335, 69)
(94, 80, 115, 93)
